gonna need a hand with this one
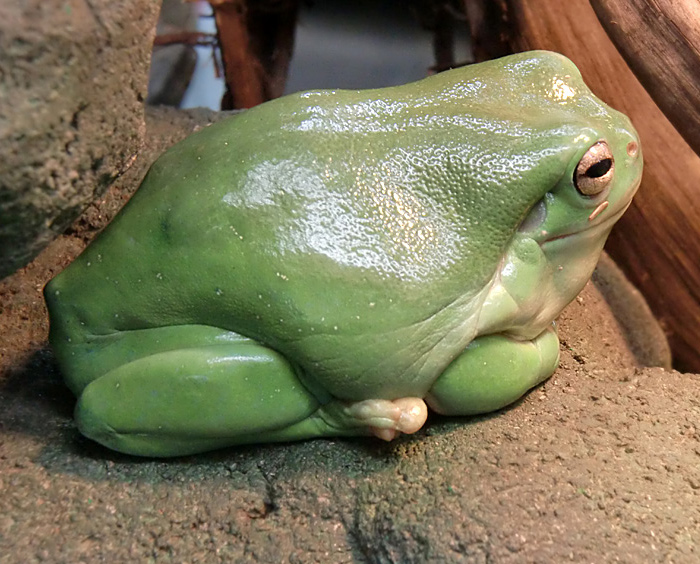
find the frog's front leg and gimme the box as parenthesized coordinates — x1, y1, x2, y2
(426, 325, 559, 416)
(75, 336, 428, 457)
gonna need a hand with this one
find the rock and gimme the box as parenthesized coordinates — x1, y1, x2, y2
(0, 0, 160, 279)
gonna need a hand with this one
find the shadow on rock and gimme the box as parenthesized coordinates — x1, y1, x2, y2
(0, 346, 75, 437)
(36, 407, 455, 487)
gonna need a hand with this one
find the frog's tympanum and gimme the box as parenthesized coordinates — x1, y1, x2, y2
(45, 51, 642, 457)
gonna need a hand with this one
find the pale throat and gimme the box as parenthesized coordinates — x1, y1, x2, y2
(475, 226, 611, 340)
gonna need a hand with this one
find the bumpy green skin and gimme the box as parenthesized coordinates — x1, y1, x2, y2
(45, 51, 642, 457)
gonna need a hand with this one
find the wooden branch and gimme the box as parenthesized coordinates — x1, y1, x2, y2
(432, 5, 457, 72)
(208, 0, 299, 110)
(210, 0, 265, 109)
(505, 0, 700, 372)
(461, 0, 511, 62)
(246, 0, 299, 100)
(153, 32, 217, 47)
(590, 0, 700, 157)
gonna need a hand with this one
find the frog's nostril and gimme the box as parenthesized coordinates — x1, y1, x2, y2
(627, 141, 639, 157)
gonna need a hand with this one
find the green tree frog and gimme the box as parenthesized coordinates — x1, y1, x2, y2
(45, 51, 642, 457)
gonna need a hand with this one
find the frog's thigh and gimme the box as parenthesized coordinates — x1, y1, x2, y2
(76, 342, 323, 457)
(65, 324, 254, 395)
(426, 326, 559, 416)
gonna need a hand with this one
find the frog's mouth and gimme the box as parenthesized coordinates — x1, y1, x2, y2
(541, 201, 630, 247)
(526, 167, 641, 248)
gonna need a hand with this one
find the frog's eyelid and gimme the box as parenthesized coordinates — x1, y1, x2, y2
(573, 141, 614, 197)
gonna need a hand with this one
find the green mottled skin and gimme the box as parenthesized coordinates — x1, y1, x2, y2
(45, 51, 642, 457)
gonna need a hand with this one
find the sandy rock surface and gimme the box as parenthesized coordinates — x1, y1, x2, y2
(0, 0, 159, 278)
(1, 107, 698, 563)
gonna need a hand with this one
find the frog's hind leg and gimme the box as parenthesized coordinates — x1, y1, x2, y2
(74, 326, 429, 457)
(75, 338, 328, 457)
(425, 325, 560, 416)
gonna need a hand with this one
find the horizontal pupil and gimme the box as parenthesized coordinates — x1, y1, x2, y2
(585, 158, 612, 178)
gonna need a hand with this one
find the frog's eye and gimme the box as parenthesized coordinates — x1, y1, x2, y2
(574, 141, 614, 197)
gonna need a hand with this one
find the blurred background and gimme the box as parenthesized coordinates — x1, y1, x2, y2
(149, 0, 472, 110)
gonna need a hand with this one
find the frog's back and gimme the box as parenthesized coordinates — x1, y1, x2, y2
(47, 51, 612, 399)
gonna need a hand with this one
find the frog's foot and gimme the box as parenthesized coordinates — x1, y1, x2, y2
(343, 397, 428, 441)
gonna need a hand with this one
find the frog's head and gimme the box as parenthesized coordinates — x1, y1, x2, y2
(431, 51, 642, 255)
(459, 51, 642, 336)
(448, 51, 642, 259)
(510, 52, 642, 272)
(497, 51, 643, 337)
(516, 114, 642, 256)
(399, 51, 642, 291)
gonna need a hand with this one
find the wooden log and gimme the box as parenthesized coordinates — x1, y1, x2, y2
(206, 0, 299, 109)
(503, 0, 700, 373)
(245, 0, 298, 100)
(461, 0, 511, 62)
(210, 0, 265, 109)
(590, 0, 700, 157)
